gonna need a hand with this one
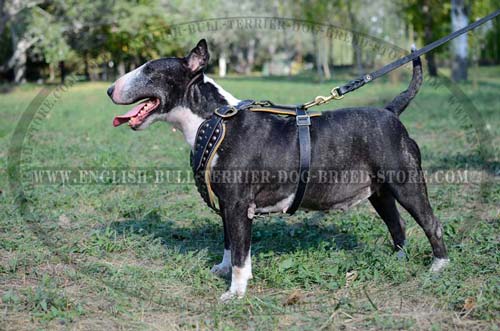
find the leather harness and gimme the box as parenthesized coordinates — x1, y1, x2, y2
(190, 100, 321, 215)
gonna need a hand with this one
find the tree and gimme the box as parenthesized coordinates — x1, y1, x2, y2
(451, 0, 469, 81)
(0, 0, 179, 83)
(401, 0, 450, 77)
(473, 0, 500, 65)
(0, 0, 44, 83)
(346, 0, 364, 75)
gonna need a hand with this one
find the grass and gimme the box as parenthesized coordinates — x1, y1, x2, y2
(0, 69, 499, 330)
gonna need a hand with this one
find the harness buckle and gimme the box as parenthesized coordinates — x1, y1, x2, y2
(296, 114, 311, 126)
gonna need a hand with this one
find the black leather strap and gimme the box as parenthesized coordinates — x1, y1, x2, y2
(287, 107, 311, 215)
(337, 9, 500, 96)
(191, 116, 224, 212)
(191, 100, 255, 212)
(192, 116, 223, 173)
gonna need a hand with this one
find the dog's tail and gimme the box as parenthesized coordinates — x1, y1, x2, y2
(385, 46, 423, 116)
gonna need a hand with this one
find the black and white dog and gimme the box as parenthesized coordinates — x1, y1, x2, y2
(107, 39, 449, 301)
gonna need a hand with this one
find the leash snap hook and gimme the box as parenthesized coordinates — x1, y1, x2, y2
(331, 86, 344, 100)
(303, 86, 344, 109)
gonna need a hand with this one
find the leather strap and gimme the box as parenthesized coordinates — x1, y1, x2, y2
(191, 116, 224, 212)
(287, 107, 311, 215)
(191, 100, 254, 212)
(250, 107, 321, 117)
(337, 9, 500, 96)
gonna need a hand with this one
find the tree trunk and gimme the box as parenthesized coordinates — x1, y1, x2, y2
(268, 43, 276, 75)
(218, 53, 227, 77)
(295, 34, 303, 63)
(236, 47, 245, 74)
(312, 35, 323, 81)
(425, 52, 438, 77)
(422, 0, 438, 76)
(347, 1, 363, 75)
(424, 24, 437, 77)
(353, 42, 363, 75)
(246, 39, 255, 75)
(329, 35, 334, 77)
(49, 63, 55, 82)
(117, 61, 126, 77)
(322, 35, 331, 80)
(321, 47, 331, 79)
(84, 53, 90, 81)
(8, 29, 31, 83)
(0, 0, 6, 37)
(451, 0, 468, 82)
(59, 61, 66, 84)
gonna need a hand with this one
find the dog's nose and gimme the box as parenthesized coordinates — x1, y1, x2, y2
(107, 85, 114, 98)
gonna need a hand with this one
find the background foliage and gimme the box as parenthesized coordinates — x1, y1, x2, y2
(1, 0, 500, 83)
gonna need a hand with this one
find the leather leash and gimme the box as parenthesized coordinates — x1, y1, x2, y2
(303, 9, 500, 109)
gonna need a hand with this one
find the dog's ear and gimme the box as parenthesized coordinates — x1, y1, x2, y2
(185, 39, 209, 73)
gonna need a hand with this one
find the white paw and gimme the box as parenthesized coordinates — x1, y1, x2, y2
(210, 263, 231, 277)
(430, 258, 450, 273)
(219, 290, 244, 303)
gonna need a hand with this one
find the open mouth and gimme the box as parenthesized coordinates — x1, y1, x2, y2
(113, 98, 161, 128)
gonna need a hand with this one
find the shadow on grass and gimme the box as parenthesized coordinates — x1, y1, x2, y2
(109, 210, 358, 259)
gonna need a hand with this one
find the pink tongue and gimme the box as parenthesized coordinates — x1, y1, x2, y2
(113, 102, 147, 127)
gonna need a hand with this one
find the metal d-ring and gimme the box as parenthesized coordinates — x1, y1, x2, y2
(215, 106, 239, 118)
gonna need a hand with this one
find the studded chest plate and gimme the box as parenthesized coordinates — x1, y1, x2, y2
(190, 114, 225, 212)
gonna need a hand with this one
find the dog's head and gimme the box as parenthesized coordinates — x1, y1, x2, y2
(107, 39, 209, 130)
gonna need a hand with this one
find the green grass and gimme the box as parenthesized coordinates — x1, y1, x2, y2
(0, 71, 499, 330)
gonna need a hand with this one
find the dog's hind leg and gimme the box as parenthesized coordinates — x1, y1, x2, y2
(386, 180, 449, 272)
(369, 187, 406, 257)
(210, 203, 232, 277)
(219, 201, 253, 302)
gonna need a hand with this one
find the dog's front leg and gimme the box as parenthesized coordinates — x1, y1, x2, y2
(219, 201, 253, 302)
(210, 208, 232, 277)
